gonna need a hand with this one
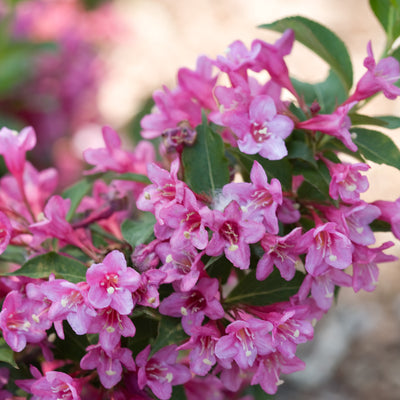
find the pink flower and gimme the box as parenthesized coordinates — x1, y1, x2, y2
(136, 345, 191, 400)
(84, 126, 155, 175)
(215, 317, 274, 370)
(223, 160, 282, 234)
(297, 102, 357, 152)
(41, 279, 96, 336)
(298, 222, 353, 276)
(0, 126, 36, 182)
(80, 344, 136, 389)
(233, 95, 294, 160)
(86, 250, 141, 315)
(205, 200, 265, 269)
(252, 29, 298, 97)
(257, 227, 303, 281)
(178, 322, 221, 376)
(132, 268, 167, 308)
(347, 41, 400, 102)
(0, 290, 49, 352)
(0, 212, 12, 255)
(352, 241, 397, 292)
(19, 369, 82, 400)
(159, 277, 224, 334)
(325, 159, 370, 203)
(373, 198, 400, 240)
(251, 352, 305, 395)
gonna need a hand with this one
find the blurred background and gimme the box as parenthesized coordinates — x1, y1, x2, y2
(1, 0, 400, 398)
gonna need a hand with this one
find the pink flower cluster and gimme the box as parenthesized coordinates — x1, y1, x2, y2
(0, 27, 399, 400)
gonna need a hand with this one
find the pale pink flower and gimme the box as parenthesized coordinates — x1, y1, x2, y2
(373, 198, 400, 239)
(86, 250, 141, 315)
(0, 126, 36, 182)
(0, 212, 12, 255)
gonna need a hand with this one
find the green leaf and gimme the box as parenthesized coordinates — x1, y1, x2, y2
(6, 252, 87, 283)
(295, 160, 332, 203)
(0, 338, 16, 367)
(287, 139, 317, 167)
(151, 316, 188, 355)
(370, 219, 392, 232)
(260, 16, 353, 90)
(205, 255, 233, 285)
(349, 113, 389, 128)
(374, 115, 400, 129)
(61, 177, 95, 221)
(171, 385, 187, 400)
(0, 245, 26, 265)
(225, 269, 305, 306)
(182, 114, 230, 196)
(292, 70, 347, 114)
(113, 173, 151, 184)
(370, 0, 392, 32)
(230, 148, 292, 192)
(121, 212, 156, 247)
(352, 127, 400, 170)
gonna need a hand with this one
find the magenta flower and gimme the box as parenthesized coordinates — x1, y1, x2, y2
(223, 160, 282, 234)
(257, 227, 303, 281)
(205, 200, 265, 269)
(159, 277, 224, 334)
(252, 29, 298, 97)
(84, 126, 155, 175)
(86, 250, 141, 315)
(157, 241, 203, 292)
(215, 317, 274, 370)
(20, 369, 82, 400)
(347, 41, 400, 102)
(251, 352, 305, 395)
(234, 95, 294, 160)
(80, 344, 136, 389)
(178, 322, 221, 376)
(298, 267, 352, 310)
(136, 345, 191, 400)
(373, 198, 400, 239)
(323, 202, 381, 246)
(0, 290, 49, 352)
(325, 160, 370, 203)
(41, 279, 96, 336)
(132, 268, 167, 308)
(298, 222, 353, 276)
(297, 102, 358, 152)
(88, 307, 136, 353)
(0, 126, 36, 182)
(0, 212, 12, 255)
(352, 241, 397, 292)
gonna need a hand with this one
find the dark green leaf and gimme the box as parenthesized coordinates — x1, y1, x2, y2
(260, 16, 353, 90)
(114, 173, 151, 184)
(128, 314, 159, 357)
(349, 113, 389, 128)
(7, 252, 87, 283)
(374, 115, 400, 129)
(225, 269, 305, 306)
(121, 212, 156, 247)
(292, 70, 348, 114)
(230, 148, 293, 192)
(125, 96, 155, 144)
(205, 255, 232, 285)
(182, 114, 230, 196)
(370, 219, 392, 232)
(151, 316, 188, 355)
(287, 139, 317, 167)
(171, 385, 187, 400)
(0, 338, 16, 367)
(370, 0, 392, 32)
(62, 178, 95, 221)
(0, 245, 26, 265)
(352, 127, 400, 170)
(295, 160, 332, 203)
